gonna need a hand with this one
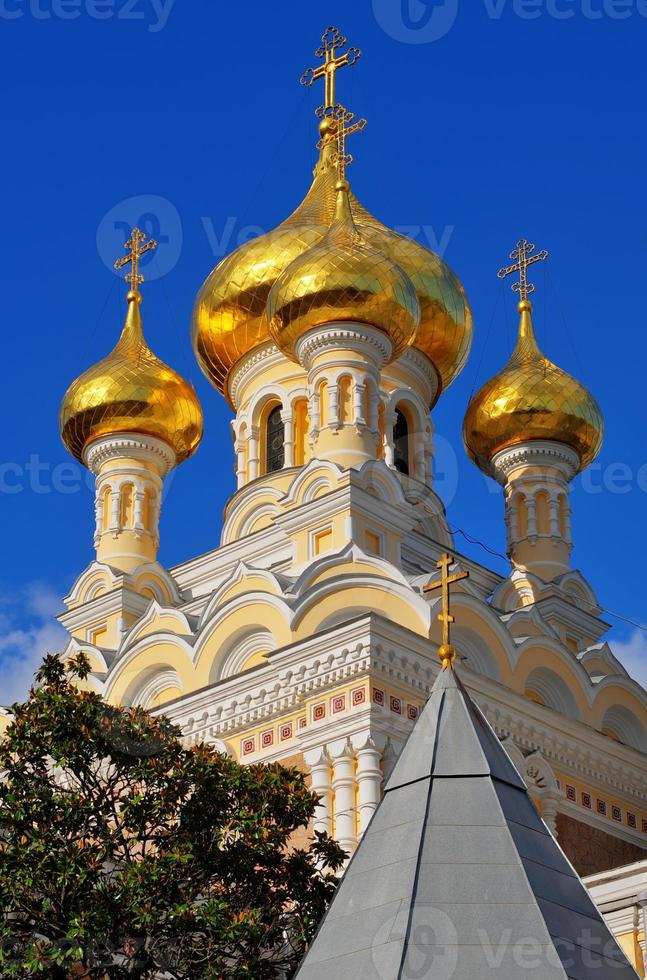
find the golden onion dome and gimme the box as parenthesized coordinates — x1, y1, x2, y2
(463, 299, 604, 473)
(266, 179, 420, 359)
(191, 162, 471, 403)
(60, 290, 203, 465)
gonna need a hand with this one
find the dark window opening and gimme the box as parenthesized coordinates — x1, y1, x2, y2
(266, 405, 285, 474)
(393, 409, 410, 475)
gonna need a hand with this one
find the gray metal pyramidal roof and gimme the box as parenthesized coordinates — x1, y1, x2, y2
(295, 666, 639, 979)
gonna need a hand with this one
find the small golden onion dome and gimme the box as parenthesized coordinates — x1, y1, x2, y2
(266, 179, 420, 360)
(191, 164, 471, 402)
(60, 290, 203, 465)
(463, 299, 604, 473)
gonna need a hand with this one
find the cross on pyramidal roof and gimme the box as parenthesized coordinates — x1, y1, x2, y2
(295, 664, 639, 979)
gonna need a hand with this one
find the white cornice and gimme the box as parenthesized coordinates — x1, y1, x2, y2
(491, 440, 579, 485)
(84, 434, 176, 476)
(58, 586, 151, 634)
(295, 322, 393, 370)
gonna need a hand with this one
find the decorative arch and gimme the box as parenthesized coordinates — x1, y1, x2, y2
(220, 483, 284, 543)
(210, 628, 277, 683)
(128, 666, 184, 708)
(600, 705, 647, 752)
(281, 458, 343, 507)
(103, 637, 195, 706)
(523, 666, 581, 719)
(454, 628, 502, 682)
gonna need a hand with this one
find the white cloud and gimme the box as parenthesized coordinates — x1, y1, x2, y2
(0, 583, 67, 706)
(610, 630, 647, 690)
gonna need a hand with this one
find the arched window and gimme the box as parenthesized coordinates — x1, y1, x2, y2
(101, 485, 112, 531)
(265, 404, 285, 473)
(338, 375, 352, 424)
(536, 490, 550, 535)
(393, 408, 410, 475)
(119, 483, 134, 528)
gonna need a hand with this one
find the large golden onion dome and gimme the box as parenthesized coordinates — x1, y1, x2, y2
(191, 161, 471, 403)
(266, 179, 420, 359)
(463, 299, 603, 473)
(60, 289, 203, 465)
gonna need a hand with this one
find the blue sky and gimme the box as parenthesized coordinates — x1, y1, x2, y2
(1, 0, 646, 700)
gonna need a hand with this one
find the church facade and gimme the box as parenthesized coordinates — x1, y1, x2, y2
(53, 27, 647, 973)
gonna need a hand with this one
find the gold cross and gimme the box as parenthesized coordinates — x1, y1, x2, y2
(423, 553, 469, 670)
(498, 239, 549, 302)
(300, 26, 361, 109)
(315, 102, 367, 181)
(114, 227, 158, 292)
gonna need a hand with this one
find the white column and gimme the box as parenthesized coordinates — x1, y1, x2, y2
(353, 381, 366, 427)
(353, 735, 384, 836)
(328, 382, 340, 430)
(281, 410, 294, 468)
(109, 489, 120, 534)
(150, 490, 161, 546)
(330, 738, 357, 856)
(304, 747, 332, 837)
(564, 500, 573, 547)
(248, 426, 260, 480)
(384, 408, 396, 468)
(369, 384, 379, 432)
(236, 443, 246, 488)
(526, 493, 538, 539)
(548, 493, 560, 538)
(94, 487, 104, 546)
(508, 490, 519, 546)
(133, 489, 145, 535)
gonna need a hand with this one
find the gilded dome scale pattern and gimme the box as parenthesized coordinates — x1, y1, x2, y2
(192, 162, 472, 402)
(463, 299, 604, 473)
(60, 290, 203, 465)
(267, 180, 420, 358)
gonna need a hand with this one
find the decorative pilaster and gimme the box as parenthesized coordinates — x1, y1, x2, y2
(352, 734, 385, 836)
(248, 426, 260, 481)
(281, 409, 294, 467)
(304, 747, 333, 837)
(329, 737, 357, 856)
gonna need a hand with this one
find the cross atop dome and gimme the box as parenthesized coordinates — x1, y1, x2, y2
(300, 26, 361, 109)
(114, 227, 158, 293)
(315, 102, 367, 181)
(498, 238, 548, 302)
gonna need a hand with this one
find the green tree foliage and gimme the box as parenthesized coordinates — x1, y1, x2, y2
(0, 654, 345, 978)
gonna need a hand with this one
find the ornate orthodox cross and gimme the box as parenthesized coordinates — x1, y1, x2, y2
(423, 552, 469, 670)
(498, 239, 549, 301)
(300, 26, 361, 109)
(114, 227, 158, 291)
(315, 102, 367, 181)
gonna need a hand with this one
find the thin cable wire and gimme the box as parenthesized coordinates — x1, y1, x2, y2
(467, 283, 503, 400)
(447, 521, 647, 635)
